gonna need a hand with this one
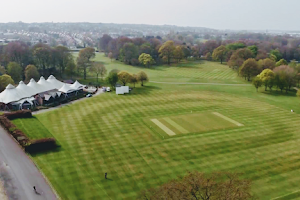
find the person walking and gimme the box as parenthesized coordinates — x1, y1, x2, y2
(105, 173, 107, 179)
(33, 186, 36, 192)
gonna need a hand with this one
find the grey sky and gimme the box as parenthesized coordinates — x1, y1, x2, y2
(0, 0, 299, 30)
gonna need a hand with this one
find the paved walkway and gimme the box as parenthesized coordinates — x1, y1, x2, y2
(0, 126, 58, 200)
(33, 90, 104, 115)
(150, 81, 251, 86)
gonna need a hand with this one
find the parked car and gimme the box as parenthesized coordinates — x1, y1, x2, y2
(86, 94, 93, 97)
(106, 87, 111, 92)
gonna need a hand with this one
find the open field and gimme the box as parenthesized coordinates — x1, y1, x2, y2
(73, 52, 245, 84)
(12, 58, 300, 199)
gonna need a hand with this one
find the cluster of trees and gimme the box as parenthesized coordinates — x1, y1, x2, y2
(106, 70, 149, 89)
(0, 41, 77, 88)
(99, 35, 192, 66)
(252, 64, 300, 93)
(137, 171, 254, 200)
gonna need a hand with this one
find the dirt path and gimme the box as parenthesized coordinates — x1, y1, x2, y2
(150, 81, 251, 86)
(0, 126, 58, 200)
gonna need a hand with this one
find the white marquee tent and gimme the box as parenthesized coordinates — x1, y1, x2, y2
(0, 75, 85, 106)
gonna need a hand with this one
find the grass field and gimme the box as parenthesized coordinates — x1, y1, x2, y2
(12, 57, 300, 200)
(73, 52, 245, 84)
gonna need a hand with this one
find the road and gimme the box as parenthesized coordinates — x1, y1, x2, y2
(150, 81, 252, 86)
(0, 126, 58, 200)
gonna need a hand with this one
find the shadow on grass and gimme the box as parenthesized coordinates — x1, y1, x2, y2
(130, 85, 162, 95)
(29, 145, 62, 157)
(261, 90, 297, 97)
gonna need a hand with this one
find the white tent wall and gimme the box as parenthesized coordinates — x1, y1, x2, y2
(116, 87, 124, 95)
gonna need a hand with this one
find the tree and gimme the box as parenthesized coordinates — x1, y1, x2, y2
(173, 46, 184, 63)
(32, 43, 52, 76)
(90, 63, 107, 83)
(137, 71, 149, 86)
(296, 73, 300, 87)
(118, 71, 131, 86)
(55, 46, 72, 77)
(258, 58, 276, 70)
(239, 58, 260, 81)
(276, 59, 288, 67)
(65, 60, 77, 79)
(137, 171, 254, 200)
(99, 34, 113, 55)
(270, 49, 282, 61)
(212, 45, 227, 64)
(273, 65, 296, 92)
(0, 66, 6, 75)
(25, 65, 40, 82)
(226, 42, 246, 50)
(0, 74, 14, 92)
(7, 62, 22, 82)
(258, 69, 275, 91)
(77, 47, 95, 79)
(228, 48, 254, 69)
(248, 45, 258, 57)
(252, 77, 262, 92)
(108, 52, 113, 62)
(130, 74, 138, 88)
(4, 41, 31, 70)
(158, 40, 175, 65)
(204, 52, 212, 61)
(119, 42, 138, 64)
(106, 70, 119, 89)
(138, 53, 155, 68)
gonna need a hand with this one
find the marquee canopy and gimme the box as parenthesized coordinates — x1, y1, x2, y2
(0, 75, 84, 104)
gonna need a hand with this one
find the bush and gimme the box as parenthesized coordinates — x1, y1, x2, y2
(25, 138, 57, 153)
(0, 115, 30, 146)
(4, 110, 32, 120)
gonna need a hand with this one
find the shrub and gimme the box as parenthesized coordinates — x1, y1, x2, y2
(4, 110, 32, 120)
(25, 138, 57, 153)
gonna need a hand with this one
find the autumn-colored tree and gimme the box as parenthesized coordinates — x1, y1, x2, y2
(158, 40, 175, 65)
(0, 74, 14, 91)
(258, 58, 276, 70)
(118, 71, 131, 86)
(276, 59, 288, 67)
(212, 45, 227, 64)
(258, 69, 275, 91)
(274, 65, 296, 92)
(137, 171, 254, 200)
(228, 48, 254, 69)
(138, 53, 155, 68)
(119, 43, 139, 64)
(173, 46, 184, 63)
(204, 52, 212, 61)
(137, 71, 149, 86)
(90, 63, 107, 83)
(247, 45, 258, 57)
(7, 62, 22, 82)
(99, 34, 112, 55)
(25, 65, 40, 82)
(239, 58, 260, 81)
(4, 41, 31, 69)
(77, 47, 95, 79)
(252, 77, 262, 92)
(130, 74, 139, 88)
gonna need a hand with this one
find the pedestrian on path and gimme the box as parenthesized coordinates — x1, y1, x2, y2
(105, 173, 107, 179)
(33, 186, 36, 192)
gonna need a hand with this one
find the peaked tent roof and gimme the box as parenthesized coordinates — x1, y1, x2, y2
(27, 78, 44, 94)
(16, 81, 34, 97)
(0, 84, 24, 104)
(70, 80, 85, 90)
(47, 75, 64, 90)
(38, 76, 56, 91)
(59, 84, 75, 93)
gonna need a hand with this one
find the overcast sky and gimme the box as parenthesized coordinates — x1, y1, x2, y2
(0, 0, 298, 30)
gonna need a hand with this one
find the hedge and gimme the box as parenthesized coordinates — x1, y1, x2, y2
(0, 111, 58, 153)
(4, 110, 32, 120)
